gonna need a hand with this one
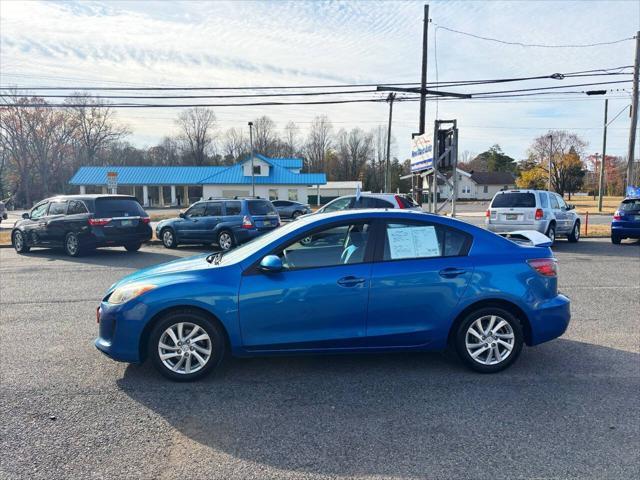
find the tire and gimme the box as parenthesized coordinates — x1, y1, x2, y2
(292, 210, 302, 219)
(567, 221, 580, 243)
(455, 307, 524, 373)
(217, 230, 235, 251)
(611, 234, 621, 245)
(12, 230, 30, 254)
(545, 223, 556, 245)
(64, 232, 83, 257)
(124, 242, 142, 252)
(148, 309, 226, 382)
(161, 228, 177, 249)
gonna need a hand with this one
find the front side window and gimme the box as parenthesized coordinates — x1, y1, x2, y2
(322, 196, 353, 213)
(382, 222, 471, 261)
(48, 201, 67, 216)
(186, 204, 206, 218)
(556, 195, 567, 209)
(269, 189, 278, 201)
(30, 202, 49, 219)
(277, 222, 372, 270)
(288, 189, 298, 201)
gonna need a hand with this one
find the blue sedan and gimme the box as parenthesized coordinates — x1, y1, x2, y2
(96, 210, 570, 381)
(611, 197, 640, 244)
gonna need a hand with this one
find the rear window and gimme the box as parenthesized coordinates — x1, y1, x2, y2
(620, 199, 640, 211)
(491, 192, 536, 208)
(247, 200, 277, 215)
(95, 198, 145, 217)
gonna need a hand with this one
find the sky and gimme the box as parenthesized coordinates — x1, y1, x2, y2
(1, 0, 639, 163)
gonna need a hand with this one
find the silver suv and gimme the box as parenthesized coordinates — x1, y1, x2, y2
(485, 189, 580, 244)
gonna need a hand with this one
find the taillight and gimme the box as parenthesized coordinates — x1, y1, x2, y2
(88, 217, 112, 226)
(241, 216, 254, 229)
(613, 211, 622, 220)
(527, 258, 558, 277)
(485, 209, 490, 217)
(141, 217, 151, 224)
(535, 208, 544, 220)
(395, 195, 407, 209)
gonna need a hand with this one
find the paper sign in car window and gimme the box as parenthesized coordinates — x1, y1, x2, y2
(387, 225, 440, 259)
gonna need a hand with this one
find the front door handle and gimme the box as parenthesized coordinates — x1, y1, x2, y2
(337, 276, 366, 287)
(439, 267, 467, 278)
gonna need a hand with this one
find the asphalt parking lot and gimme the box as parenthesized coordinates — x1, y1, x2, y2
(1, 239, 639, 479)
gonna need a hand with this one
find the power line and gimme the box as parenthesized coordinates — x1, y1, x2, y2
(434, 25, 635, 48)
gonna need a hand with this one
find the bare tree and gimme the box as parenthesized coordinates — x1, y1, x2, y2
(222, 127, 248, 163)
(305, 115, 332, 172)
(335, 128, 373, 181)
(283, 121, 300, 157)
(252, 116, 278, 156)
(66, 94, 129, 167)
(176, 107, 217, 165)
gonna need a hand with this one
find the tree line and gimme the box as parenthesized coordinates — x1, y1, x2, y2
(1, 95, 410, 207)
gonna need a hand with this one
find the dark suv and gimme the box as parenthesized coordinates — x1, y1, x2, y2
(156, 198, 280, 250)
(12, 195, 152, 257)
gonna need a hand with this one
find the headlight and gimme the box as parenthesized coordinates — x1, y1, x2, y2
(108, 283, 156, 305)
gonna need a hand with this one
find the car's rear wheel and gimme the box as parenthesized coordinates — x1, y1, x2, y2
(12, 230, 30, 253)
(567, 221, 580, 243)
(64, 232, 83, 257)
(124, 242, 142, 252)
(455, 307, 524, 373)
(292, 210, 302, 219)
(545, 223, 556, 245)
(611, 234, 622, 244)
(217, 230, 234, 251)
(161, 228, 177, 249)
(148, 309, 226, 381)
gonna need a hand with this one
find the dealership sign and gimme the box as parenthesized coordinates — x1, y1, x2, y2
(106, 171, 118, 190)
(411, 133, 433, 172)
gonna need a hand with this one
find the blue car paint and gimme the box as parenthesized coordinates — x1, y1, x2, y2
(96, 210, 570, 363)
(611, 197, 640, 239)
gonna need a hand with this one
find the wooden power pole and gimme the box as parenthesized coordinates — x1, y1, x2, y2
(598, 99, 608, 212)
(627, 31, 639, 188)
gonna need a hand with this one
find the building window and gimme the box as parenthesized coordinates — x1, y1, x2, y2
(483, 185, 489, 193)
(253, 165, 261, 175)
(288, 189, 298, 201)
(269, 189, 278, 200)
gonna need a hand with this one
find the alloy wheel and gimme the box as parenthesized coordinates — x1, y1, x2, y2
(162, 230, 174, 247)
(158, 322, 212, 375)
(218, 232, 233, 251)
(13, 231, 23, 250)
(574, 224, 580, 240)
(465, 315, 515, 366)
(66, 234, 79, 255)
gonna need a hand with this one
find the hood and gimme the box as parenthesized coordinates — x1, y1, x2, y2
(108, 253, 214, 292)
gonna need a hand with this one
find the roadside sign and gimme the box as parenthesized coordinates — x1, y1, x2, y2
(411, 132, 433, 172)
(626, 185, 640, 198)
(107, 171, 118, 191)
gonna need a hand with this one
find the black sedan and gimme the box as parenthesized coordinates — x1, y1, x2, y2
(11, 194, 152, 257)
(271, 200, 311, 219)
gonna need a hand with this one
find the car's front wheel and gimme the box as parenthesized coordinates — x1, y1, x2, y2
(161, 228, 177, 249)
(12, 230, 30, 254)
(567, 221, 580, 243)
(292, 210, 302, 219)
(455, 307, 524, 373)
(148, 309, 226, 381)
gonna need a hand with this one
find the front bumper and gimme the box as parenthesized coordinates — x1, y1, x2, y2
(527, 294, 571, 346)
(95, 299, 149, 363)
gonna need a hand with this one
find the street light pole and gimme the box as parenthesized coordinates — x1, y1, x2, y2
(385, 93, 395, 192)
(598, 99, 608, 212)
(248, 121, 255, 197)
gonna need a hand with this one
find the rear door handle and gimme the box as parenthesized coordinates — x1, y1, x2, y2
(337, 276, 366, 287)
(439, 267, 467, 278)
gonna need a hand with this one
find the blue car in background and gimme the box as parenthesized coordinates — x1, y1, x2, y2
(611, 197, 640, 244)
(156, 198, 280, 251)
(97, 209, 570, 381)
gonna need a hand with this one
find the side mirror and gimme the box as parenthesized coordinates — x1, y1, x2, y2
(259, 255, 283, 273)
(567, 204, 575, 210)
(179, 212, 185, 218)
(22, 212, 30, 219)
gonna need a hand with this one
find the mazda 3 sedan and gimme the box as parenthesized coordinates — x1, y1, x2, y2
(96, 210, 570, 381)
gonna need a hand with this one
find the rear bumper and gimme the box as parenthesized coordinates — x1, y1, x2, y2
(527, 294, 571, 346)
(611, 223, 640, 238)
(486, 220, 549, 234)
(86, 226, 152, 247)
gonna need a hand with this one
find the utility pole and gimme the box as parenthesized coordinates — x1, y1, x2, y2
(418, 4, 429, 136)
(248, 121, 255, 197)
(598, 99, 608, 212)
(627, 31, 640, 188)
(385, 93, 395, 192)
(548, 134, 553, 191)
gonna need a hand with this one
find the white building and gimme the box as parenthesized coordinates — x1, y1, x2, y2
(439, 169, 516, 200)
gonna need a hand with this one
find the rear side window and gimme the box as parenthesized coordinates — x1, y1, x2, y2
(382, 222, 471, 261)
(48, 201, 67, 215)
(491, 192, 536, 208)
(95, 198, 145, 217)
(620, 199, 640, 211)
(224, 201, 242, 215)
(205, 202, 223, 216)
(247, 200, 276, 215)
(67, 200, 88, 215)
(549, 195, 559, 209)
(538, 192, 549, 208)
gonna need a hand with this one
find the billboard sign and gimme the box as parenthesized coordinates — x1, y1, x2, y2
(106, 171, 118, 191)
(626, 185, 640, 198)
(411, 133, 433, 172)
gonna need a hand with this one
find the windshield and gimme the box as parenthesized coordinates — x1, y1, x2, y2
(620, 199, 640, 211)
(218, 219, 307, 265)
(491, 192, 536, 208)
